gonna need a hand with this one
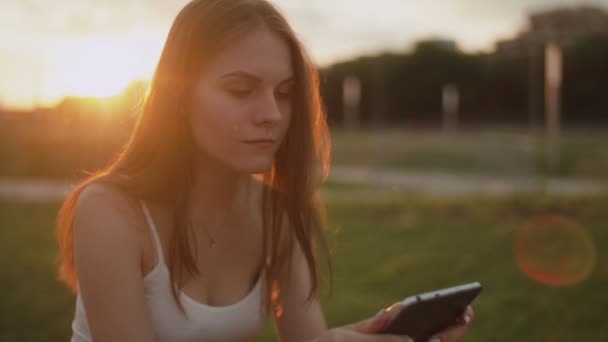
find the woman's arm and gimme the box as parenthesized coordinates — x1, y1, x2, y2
(272, 251, 415, 342)
(72, 184, 156, 342)
(272, 237, 327, 342)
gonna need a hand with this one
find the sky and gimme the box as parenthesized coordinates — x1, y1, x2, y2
(1, 0, 607, 109)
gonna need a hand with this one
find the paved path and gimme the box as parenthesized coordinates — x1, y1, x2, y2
(329, 166, 608, 196)
(0, 179, 75, 202)
(0, 167, 606, 202)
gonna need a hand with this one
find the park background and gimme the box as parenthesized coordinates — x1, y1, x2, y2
(1, 1, 607, 341)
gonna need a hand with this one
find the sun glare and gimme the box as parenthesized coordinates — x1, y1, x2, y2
(61, 44, 135, 97)
(41, 33, 162, 103)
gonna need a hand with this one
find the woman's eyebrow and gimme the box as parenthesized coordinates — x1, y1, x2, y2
(220, 70, 293, 84)
(220, 71, 259, 81)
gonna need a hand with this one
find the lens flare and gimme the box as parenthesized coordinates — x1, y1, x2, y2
(515, 215, 596, 287)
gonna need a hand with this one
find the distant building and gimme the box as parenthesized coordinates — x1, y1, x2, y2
(496, 5, 608, 57)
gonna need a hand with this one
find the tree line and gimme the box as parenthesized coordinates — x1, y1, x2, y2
(319, 33, 608, 127)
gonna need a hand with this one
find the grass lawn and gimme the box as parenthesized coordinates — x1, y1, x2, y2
(2, 191, 607, 341)
(330, 127, 608, 180)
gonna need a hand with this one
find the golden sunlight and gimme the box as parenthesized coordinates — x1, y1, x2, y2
(39, 33, 162, 106)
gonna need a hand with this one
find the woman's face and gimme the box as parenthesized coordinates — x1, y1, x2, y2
(189, 28, 294, 174)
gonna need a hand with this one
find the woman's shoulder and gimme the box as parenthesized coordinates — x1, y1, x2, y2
(71, 182, 151, 318)
(76, 181, 143, 220)
(73, 181, 146, 253)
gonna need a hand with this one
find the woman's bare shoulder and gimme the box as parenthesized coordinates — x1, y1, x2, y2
(75, 182, 143, 229)
(72, 182, 146, 259)
(71, 182, 156, 341)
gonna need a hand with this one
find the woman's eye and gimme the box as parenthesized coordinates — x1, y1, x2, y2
(275, 89, 293, 100)
(227, 88, 253, 98)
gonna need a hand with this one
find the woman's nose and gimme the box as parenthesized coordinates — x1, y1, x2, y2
(252, 90, 282, 126)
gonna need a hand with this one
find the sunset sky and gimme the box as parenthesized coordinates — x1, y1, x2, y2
(1, 0, 606, 110)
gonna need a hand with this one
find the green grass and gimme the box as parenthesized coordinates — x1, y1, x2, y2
(3, 192, 608, 341)
(319, 178, 374, 191)
(2, 127, 607, 181)
(0, 201, 73, 342)
(330, 127, 608, 180)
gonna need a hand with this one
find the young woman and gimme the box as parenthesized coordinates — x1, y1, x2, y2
(55, 1, 474, 341)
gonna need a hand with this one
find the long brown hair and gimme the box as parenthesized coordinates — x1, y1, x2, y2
(56, 0, 332, 316)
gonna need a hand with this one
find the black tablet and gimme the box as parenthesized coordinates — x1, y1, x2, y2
(380, 282, 482, 341)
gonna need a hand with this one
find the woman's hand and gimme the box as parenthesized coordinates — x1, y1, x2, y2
(311, 304, 475, 342)
(311, 307, 412, 342)
(425, 305, 475, 342)
(380, 303, 475, 342)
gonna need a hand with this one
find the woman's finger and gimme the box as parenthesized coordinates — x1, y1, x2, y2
(428, 322, 469, 342)
(455, 305, 475, 325)
(465, 305, 475, 321)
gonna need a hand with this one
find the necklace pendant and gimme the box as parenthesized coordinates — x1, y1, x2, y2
(209, 238, 216, 248)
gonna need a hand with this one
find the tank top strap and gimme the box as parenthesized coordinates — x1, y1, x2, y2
(139, 199, 166, 266)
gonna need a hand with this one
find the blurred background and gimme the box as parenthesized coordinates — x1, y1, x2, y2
(1, 0, 607, 341)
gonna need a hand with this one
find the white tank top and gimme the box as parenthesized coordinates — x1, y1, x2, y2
(71, 200, 269, 342)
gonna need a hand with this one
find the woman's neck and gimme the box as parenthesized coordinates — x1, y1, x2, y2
(188, 157, 254, 227)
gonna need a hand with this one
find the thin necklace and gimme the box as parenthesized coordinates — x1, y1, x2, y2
(197, 209, 251, 249)
(194, 220, 217, 248)
(189, 217, 217, 249)
(191, 179, 252, 249)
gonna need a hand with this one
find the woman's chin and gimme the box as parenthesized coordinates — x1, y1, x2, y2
(236, 160, 274, 175)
